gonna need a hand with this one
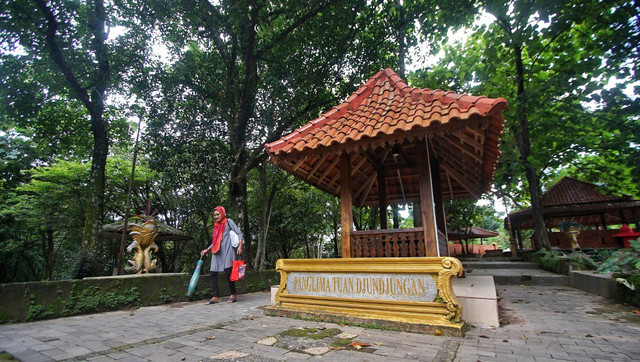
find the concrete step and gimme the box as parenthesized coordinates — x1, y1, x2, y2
(491, 274, 570, 286)
(462, 261, 541, 270)
(463, 267, 570, 286)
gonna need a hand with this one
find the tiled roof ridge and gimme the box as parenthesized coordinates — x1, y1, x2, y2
(265, 68, 507, 155)
(268, 69, 386, 151)
(471, 226, 500, 235)
(542, 176, 631, 206)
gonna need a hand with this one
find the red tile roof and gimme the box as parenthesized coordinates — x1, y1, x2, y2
(265, 68, 507, 156)
(265, 68, 508, 202)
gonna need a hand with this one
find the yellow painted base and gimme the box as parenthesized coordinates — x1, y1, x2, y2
(269, 257, 466, 336)
(264, 305, 467, 336)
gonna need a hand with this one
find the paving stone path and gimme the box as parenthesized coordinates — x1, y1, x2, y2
(1, 285, 639, 361)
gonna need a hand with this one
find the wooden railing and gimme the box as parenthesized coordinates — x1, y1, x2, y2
(351, 228, 426, 257)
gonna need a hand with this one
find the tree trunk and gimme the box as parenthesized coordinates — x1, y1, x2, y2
(44, 227, 54, 280)
(80, 113, 109, 274)
(36, 0, 111, 275)
(392, 205, 399, 229)
(512, 43, 551, 251)
(253, 165, 277, 271)
(394, 0, 407, 79)
(229, 175, 251, 261)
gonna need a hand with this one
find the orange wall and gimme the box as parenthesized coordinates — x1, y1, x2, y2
(448, 243, 500, 256)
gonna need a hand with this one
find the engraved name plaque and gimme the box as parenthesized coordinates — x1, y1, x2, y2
(286, 272, 438, 302)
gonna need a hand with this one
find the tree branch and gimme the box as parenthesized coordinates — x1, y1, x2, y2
(194, 0, 235, 68)
(33, 0, 91, 111)
(256, 0, 338, 59)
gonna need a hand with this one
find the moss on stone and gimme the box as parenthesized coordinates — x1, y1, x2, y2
(279, 327, 341, 340)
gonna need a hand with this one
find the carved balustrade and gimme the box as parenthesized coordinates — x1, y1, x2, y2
(351, 228, 426, 257)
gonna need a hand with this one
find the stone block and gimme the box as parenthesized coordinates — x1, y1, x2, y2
(452, 276, 499, 327)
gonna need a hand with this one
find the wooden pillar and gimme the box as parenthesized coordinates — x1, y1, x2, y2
(516, 226, 525, 250)
(507, 216, 518, 257)
(413, 203, 422, 227)
(378, 169, 388, 229)
(340, 153, 353, 258)
(416, 138, 439, 256)
(619, 210, 628, 225)
(601, 214, 608, 230)
(428, 142, 448, 256)
(633, 208, 640, 231)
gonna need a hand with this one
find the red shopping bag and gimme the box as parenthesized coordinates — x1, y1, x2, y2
(231, 259, 245, 281)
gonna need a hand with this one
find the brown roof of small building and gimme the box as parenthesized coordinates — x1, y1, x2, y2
(448, 227, 499, 240)
(508, 177, 640, 229)
(265, 68, 507, 157)
(541, 177, 631, 206)
(265, 68, 508, 203)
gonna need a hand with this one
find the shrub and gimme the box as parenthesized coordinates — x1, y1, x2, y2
(597, 238, 640, 290)
(530, 250, 563, 270)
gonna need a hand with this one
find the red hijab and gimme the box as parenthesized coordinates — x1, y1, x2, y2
(211, 206, 227, 253)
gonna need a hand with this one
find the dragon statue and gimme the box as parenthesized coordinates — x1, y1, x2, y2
(125, 219, 159, 274)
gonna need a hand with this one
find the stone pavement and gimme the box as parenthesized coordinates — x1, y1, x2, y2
(1, 285, 639, 362)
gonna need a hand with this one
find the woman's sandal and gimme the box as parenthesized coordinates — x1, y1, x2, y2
(226, 297, 236, 303)
(206, 298, 219, 305)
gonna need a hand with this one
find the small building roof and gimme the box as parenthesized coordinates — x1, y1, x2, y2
(265, 68, 508, 203)
(508, 177, 640, 229)
(448, 227, 499, 240)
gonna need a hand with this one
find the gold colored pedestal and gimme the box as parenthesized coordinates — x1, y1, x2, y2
(264, 257, 466, 336)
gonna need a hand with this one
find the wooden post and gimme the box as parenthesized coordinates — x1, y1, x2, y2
(428, 141, 448, 256)
(601, 214, 608, 230)
(378, 169, 388, 229)
(619, 211, 628, 226)
(416, 138, 439, 256)
(413, 203, 422, 227)
(340, 153, 353, 258)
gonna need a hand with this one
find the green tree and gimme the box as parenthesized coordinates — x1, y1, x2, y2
(0, 0, 146, 274)
(412, 0, 639, 250)
(445, 199, 498, 254)
(0, 157, 155, 282)
(139, 0, 400, 261)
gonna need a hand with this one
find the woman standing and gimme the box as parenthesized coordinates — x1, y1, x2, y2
(200, 206, 243, 304)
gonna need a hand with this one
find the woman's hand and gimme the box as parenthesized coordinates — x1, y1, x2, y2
(237, 241, 243, 255)
(200, 249, 208, 257)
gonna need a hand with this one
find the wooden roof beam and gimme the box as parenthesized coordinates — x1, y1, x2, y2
(308, 153, 329, 178)
(315, 155, 340, 187)
(441, 163, 481, 199)
(291, 156, 308, 172)
(356, 172, 378, 207)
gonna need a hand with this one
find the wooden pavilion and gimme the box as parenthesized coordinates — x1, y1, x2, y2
(507, 177, 640, 250)
(265, 68, 508, 258)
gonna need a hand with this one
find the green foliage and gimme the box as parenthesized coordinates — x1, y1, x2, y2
(445, 199, 502, 254)
(530, 250, 563, 270)
(566, 251, 599, 270)
(279, 327, 341, 340)
(23, 287, 54, 321)
(25, 303, 52, 321)
(62, 285, 140, 316)
(597, 239, 640, 290)
(411, 0, 640, 211)
(0, 352, 17, 360)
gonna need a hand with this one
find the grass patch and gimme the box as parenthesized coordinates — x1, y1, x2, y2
(331, 338, 353, 348)
(279, 327, 341, 340)
(0, 352, 17, 360)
